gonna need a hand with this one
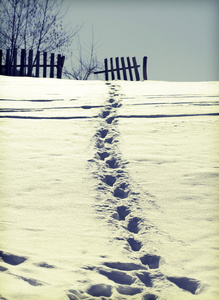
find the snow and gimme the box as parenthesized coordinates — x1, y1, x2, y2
(0, 75, 218, 300)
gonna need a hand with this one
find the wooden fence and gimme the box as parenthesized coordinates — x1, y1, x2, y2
(0, 49, 65, 79)
(94, 56, 147, 81)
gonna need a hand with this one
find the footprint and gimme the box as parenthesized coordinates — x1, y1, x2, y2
(114, 186, 129, 199)
(97, 151, 110, 160)
(0, 266, 8, 272)
(127, 238, 142, 251)
(167, 276, 202, 295)
(140, 254, 160, 269)
(0, 251, 27, 266)
(103, 262, 146, 271)
(86, 284, 112, 297)
(116, 285, 142, 296)
(105, 136, 114, 144)
(127, 217, 141, 233)
(99, 129, 108, 139)
(99, 269, 135, 285)
(100, 110, 111, 118)
(96, 140, 104, 149)
(103, 175, 116, 186)
(117, 206, 130, 220)
(108, 98, 115, 103)
(105, 157, 120, 169)
(117, 182, 127, 189)
(112, 102, 121, 108)
(142, 293, 158, 300)
(106, 116, 115, 124)
(136, 272, 153, 287)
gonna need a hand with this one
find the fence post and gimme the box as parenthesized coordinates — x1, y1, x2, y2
(20, 49, 26, 76)
(121, 57, 127, 80)
(110, 57, 115, 80)
(57, 54, 62, 78)
(115, 57, 121, 80)
(35, 51, 40, 77)
(126, 57, 133, 81)
(143, 56, 147, 80)
(28, 50, 33, 77)
(61, 56, 65, 78)
(57, 54, 65, 79)
(12, 48, 17, 76)
(50, 53, 54, 78)
(6, 49, 11, 75)
(104, 58, 108, 81)
(0, 50, 2, 75)
(132, 57, 140, 81)
(43, 52, 47, 77)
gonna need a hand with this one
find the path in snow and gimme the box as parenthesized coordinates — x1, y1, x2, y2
(80, 82, 206, 299)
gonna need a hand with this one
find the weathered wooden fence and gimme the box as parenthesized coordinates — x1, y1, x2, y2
(94, 56, 147, 81)
(0, 49, 65, 79)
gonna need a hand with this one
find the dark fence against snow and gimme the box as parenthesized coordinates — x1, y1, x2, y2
(0, 49, 65, 79)
(94, 56, 147, 81)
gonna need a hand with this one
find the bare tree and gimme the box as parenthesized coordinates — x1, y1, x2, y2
(63, 28, 102, 80)
(0, 0, 80, 64)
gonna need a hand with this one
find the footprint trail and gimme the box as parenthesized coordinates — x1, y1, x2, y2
(85, 83, 205, 299)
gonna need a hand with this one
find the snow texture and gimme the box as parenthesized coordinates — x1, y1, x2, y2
(0, 76, 219, 300)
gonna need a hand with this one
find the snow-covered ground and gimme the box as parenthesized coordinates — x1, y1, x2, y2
(0, 76, 218, 300)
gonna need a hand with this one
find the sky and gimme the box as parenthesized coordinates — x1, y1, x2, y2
(65, 0, 219, 82)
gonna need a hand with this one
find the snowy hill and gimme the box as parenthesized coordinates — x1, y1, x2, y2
(0, 76, 219, 300)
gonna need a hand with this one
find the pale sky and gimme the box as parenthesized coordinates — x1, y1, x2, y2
(66, 0, 219, 81)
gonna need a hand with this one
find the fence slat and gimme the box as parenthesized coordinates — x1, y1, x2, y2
(6, 49, 10, 75)
(57, 54, 64, 79)
(0, 49, 2, 75)
(132, 57, 140, 81)
(127, 57, 133, 81)
(43, 52, 47, 77)
(143, 56, 147, 80)
(12, 48, 17, 76)
(121, 57, 127, 80)
(35, 51, 40, 77)
(20, 49, 26, 76)
(28, 50, 33, 77)
(110, 57, 115, 80)
(57, 54, 62, 78)
(115, 57, 120, 80)
(50, 53, 54, 78)
(104, 58, 108, 81)
(59, 56, 65, 79)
